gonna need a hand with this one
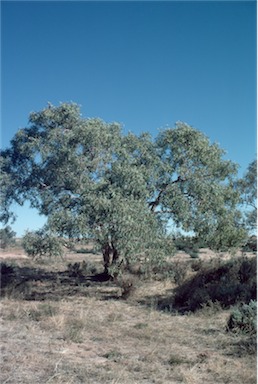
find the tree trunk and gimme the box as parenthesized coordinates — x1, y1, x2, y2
(102, 242, 120, 274)
(111, 242, 119, 265)
(102, 244, 112, 274)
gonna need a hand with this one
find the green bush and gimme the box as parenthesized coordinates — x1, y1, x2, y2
(173, 235, 200, 257)
(227, 300, 257, 334)
(242, 236, 257, 253)
(22, 230, 63, 258)
(173, 257, 257, 311)
(0, 226, 16, 249)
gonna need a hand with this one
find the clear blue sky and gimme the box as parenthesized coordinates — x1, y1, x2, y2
(1, 1, 257, 237)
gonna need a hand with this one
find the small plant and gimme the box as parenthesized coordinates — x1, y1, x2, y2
(116, 275, 137, 299)
(167, 354, 186, 366)
(22, 230, 63, 258)
(67, 262, 82, 277)
(67, 261, 97, 277)
(103, 350, 123, 362)
(191, 259, 203, 272)
(81, 260, 97, 275)
(227, 300, 257, 334)
(171, 260, 188, 285)
(189, 249, 199, 259)
(64, 318, 85, 343)
(25, 303, 57, 321)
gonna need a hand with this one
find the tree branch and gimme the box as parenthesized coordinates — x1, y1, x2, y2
(148, 176, 185, 212)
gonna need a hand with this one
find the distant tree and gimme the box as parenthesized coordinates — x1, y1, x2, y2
(0, 103, 246, 273)
(237, 159, 257, 231)
(22, 230, 63, 258)
(0, 226, 16, 249)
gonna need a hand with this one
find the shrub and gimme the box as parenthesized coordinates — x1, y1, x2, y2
(116, 275, 137, 299)
(171, 260, 188, 285)
(242, 236, 257, 253)
(67, 261, 97, 277)
(64, 318, 85, 343)
(0, 226, 16, 249)
(227, 300, 257, 334)
(173, 256, 257, 312)
(22, 230, 63, 258)
(67, 262, 82, 277)
(173, 235, 200, 257)
(0, 262, 15, 289)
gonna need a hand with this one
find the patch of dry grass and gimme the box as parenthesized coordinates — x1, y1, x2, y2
(0, 249, 256, 384)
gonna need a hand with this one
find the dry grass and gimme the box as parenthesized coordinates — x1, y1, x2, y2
(0, 246, 256, 384)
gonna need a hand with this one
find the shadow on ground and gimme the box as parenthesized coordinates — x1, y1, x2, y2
(0, 262, 117, 301)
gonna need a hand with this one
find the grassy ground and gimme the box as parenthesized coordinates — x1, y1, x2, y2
(0, 246, 256, 384)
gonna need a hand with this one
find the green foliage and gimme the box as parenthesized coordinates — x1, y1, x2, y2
(242, 236, 257, 253)
(227, 300, 257, 334)
(0, 226, 16, 249)
(22, 230, 63, 258)
(173, 235, 200, 258)
(1, 103, 244, 273)
(173, 257, 257, 312)
(201, 212, 247, 252)
(237, 159, 257, 231)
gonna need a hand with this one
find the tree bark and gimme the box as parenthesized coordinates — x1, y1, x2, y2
(102, 243, 112, 274)
(102, 242, 120, 274)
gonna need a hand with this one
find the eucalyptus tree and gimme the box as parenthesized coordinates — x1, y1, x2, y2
(237, 159, 257, 231)
(0, 103, 246, 272)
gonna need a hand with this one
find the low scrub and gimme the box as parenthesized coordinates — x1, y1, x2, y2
(242, 236, 257, 253)
(67, 261, 97, 277)
(0, 262, 15, 289)
(173, 235, 201, 258)
(115, 275, 138, 299)
(173, 256, 256, 312)
(227, 300, 257, 335)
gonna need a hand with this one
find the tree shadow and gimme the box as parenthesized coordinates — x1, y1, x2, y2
(0, 262, 115, 301)
(136, 288, 187, 315)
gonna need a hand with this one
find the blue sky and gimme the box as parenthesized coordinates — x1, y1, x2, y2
(1, 1, 257, 237)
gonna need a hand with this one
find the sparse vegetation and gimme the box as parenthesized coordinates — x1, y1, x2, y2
(227, 300, 257, 335)
(173, 234, 201, 256)
(0, 244, 256, 384)
(173, 256, 256, 312)
(115, 274, 138, 299)
(0, 143, 256, 381)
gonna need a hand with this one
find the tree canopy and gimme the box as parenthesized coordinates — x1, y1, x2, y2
(237, 159, 257, 231)
(0, 103, 247, 272)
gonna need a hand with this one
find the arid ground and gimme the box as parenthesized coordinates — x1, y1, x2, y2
(0, 243, 256, 384)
